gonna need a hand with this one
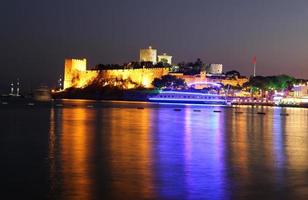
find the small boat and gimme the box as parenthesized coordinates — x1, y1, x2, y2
(148, 90, 229, 105)
(34, 86, 51, 102)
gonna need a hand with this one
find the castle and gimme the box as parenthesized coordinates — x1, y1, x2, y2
(63, 46, 170, 90)
(63, 46, 248, 90)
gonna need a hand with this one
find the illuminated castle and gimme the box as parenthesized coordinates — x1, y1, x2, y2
(63, 47, 247, 90)
(63, 47, 172, 90)
(63, 60, 170, 90)
(140, 46, 157, 64)
(140, 46, 172, 65)
(63, 58, 97, 89)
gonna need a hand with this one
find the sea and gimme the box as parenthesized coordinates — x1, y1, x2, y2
(0, 99, 308, 200)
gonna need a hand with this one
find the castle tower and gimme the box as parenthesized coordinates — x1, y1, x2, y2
(206, 64, 223, 75)
(63, 58, 87, 89)
(139, 46, 157, 64)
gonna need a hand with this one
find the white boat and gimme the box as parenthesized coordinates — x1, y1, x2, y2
(148, 90, 229, 105)
(34, 86, 51, 102)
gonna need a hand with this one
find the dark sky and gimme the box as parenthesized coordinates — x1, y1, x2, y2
(1, 0, 308, 92)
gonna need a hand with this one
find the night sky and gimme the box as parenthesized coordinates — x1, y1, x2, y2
(1, 0, 308, 92)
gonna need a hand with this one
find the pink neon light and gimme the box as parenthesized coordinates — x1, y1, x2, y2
(159, 91, 223, 97)
(187, 81, 221, 87)
(148, 98, 226, 102)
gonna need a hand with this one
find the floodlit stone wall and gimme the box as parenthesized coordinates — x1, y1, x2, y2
(95, 68, 169, 88)
(64, 58, 89, 89)
(63, 58, 169, 89)
(64, 58, 100, 89)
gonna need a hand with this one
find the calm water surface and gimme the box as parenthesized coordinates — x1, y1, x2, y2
(0, 100, 308, 199)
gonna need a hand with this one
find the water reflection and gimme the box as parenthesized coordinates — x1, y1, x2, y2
(183, 108, 227, 199)
(49, 103, 156, 199)
(109, 107, 154, 199)
(45, 101, 308, 199)
(61, 107, 94, 199)
(284, 108, 308, 198)
(152, 107, 187, 198)
(48, 108, 56, 198)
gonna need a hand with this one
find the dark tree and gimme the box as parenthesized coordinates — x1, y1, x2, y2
(244, 75, 297, 91)
(152, 78, 164, 88)
(152, 75, 186, 89)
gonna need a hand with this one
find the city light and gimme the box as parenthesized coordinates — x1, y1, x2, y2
(187, 81, 222, 87)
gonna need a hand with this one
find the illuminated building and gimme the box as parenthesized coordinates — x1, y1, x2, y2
(169, 68, 248, 89)
(273, 82, 308, 106)
(140, 46, 157, 64)
(63, 58, 169, 90)
(293, 83, 308, 97)
(63, 58, 97, 89)
(206, 64, 223, 74)
(170, 63, 248, 89)
(62, 48, 248, 91)
(63, 46, 175, 90)
(157, 53, 172, 65)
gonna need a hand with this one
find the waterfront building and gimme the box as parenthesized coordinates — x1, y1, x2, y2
(157, 53, 172, 65)
(293, 83, 308, 97)
(206, 64, 223, 74)
(62, 47, 247, 91)
(274, 82, 308, 106)
(63, 46, 175, 90)
(140, 46, 157, 64)
(63, 58, 169, 90)
(170, 68, 248, 89)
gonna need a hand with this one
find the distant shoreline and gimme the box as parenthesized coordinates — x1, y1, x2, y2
(1, 97, 307, 109)
(1, 90, 307, 108)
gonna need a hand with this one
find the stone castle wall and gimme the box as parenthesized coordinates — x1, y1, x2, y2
(93, 68, 169, 88)
(63, 58, 169, 89)
(64, 58, 89, 89)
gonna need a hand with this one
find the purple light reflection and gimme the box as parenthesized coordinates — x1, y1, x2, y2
(183, 107, 227, 199)
(153, 106, 228, 199)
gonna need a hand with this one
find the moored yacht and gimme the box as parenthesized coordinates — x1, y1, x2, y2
(148, 90, 229, 105)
